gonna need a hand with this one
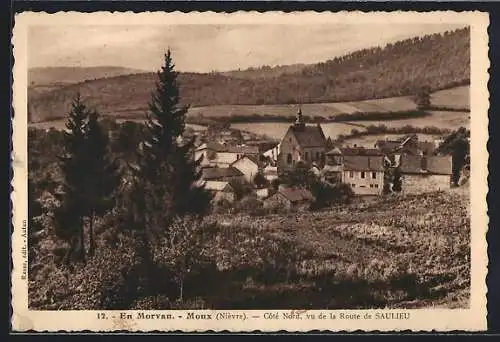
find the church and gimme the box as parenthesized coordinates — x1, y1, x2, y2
(277, 107, 328, 175)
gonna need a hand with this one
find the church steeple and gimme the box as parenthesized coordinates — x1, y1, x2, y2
(294, 105, 305, 129)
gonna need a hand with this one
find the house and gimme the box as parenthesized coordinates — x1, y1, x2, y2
(263, 143, 280, 164)
(194, 142, 226, 167)
(203, 181, 236, 203)
(231, 155, 260, 183)
(263, 165, 278, 182)
(399, 154, 452, 194)
(310, 164, 322, 177)
(325, 147, 343, 166)
(342, 155, 385, 195)
(375, 134, 435, 158)
(321, 164, 343, 184)
(263, 186, 314, 211)
(194, 142, 260, 168)
(256, 187, 270, 199)
(278, 107, 327, 174)
(201, 166, 245, 183)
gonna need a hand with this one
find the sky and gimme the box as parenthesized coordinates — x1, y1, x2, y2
(28, 23, 467, 72)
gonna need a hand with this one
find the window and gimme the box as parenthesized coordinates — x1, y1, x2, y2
(372, 172, 377, 179)
(305, 151, 309, 161)
(316, 152, 320, 160)
(349, 171, 354, 178)
(351, 184, 356, 188)
(369, 184, 374, 188)
(287, 153, 292, 165)
(374, 184, 379, 188)
(361, 172, 366, 179)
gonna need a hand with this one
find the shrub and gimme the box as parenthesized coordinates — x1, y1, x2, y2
(229, 179, 254, 200)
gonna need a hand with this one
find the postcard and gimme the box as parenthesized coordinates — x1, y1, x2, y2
(11, 10, 489, 332)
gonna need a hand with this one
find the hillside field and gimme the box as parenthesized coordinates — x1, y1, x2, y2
(29, 188, 470, 309)
(205, 189, 470, 309)
(430, 86, 470, 110)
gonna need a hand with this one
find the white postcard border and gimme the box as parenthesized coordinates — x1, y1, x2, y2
(11, 10, 490, 332)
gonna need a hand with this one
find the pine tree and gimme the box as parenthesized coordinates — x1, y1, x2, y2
(136, 49, 210, 230)
(84, 111, 120, 255)
(55, 93, 119, 262)
(55, 93, 90, 262)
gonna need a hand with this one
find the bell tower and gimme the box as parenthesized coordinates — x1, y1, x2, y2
(294, 105, 305, 129)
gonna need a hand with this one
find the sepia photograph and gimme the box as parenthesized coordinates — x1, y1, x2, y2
(11, 11, 489, 332)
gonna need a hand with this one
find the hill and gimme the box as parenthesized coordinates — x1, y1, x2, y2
(220, 63, 307, 79)
(28, 66, 146, 93)
(28, 27, 470, 123)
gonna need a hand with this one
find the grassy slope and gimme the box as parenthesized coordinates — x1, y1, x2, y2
(430, 86, 470, 110)
(210, 189, 470, 309)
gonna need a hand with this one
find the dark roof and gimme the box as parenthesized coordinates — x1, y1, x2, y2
(201, 167, 243, 180)
(418, 141, 436, 154)
(375, 140, 401, 151)
(426, 156, 453, 175)
(225, 145, 260, 154)
(288, 124, 326, 148)
(399, 155, 426, 174)
(343, 155, 385, 172)
(399, 155, 452, 175)
(341, 147, 383, 156)
(197, 142, 259, 154)
(278, 187, 314, 203)
(326, 147, 343, 155)
(197, 141, 227, 152)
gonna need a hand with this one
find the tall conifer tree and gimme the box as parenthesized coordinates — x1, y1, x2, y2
(55, 93, 118, 261)
(135, 49, 210, 231)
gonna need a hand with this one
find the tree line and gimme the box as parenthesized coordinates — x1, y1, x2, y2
(28, 27, 469, 123)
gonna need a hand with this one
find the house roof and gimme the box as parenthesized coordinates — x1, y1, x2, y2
(201, 166, 243, 180)
(418, 141, 436, 154)
(287, 124, 326, 148)
(399, 154, 426, 174)
(195, 141, 227, 152)
(426, 156, 453, 175)
(326, 147, 343, 155)
(203, 181, 234, 192)
(341, 147, 383, 156)
(277, 187, 314, 203)
(225, 145, 260, 154)
(322, 164, 343, 173)
(231, 154, 260, 167)
(399, 155, 452, 175)
(196, 142, 259, 155)
(375, 140, 401, 152)
(342, 155, 385, 172)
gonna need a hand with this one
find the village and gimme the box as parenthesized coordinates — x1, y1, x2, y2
(192, 107, 456, 211)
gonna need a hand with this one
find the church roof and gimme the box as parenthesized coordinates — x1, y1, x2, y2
(287, 124, 326, 148)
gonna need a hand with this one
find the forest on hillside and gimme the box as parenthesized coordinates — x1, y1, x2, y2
(28, 27, 469, 123)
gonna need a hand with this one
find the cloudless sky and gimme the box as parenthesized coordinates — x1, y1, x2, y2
(29, 23, 466, 72)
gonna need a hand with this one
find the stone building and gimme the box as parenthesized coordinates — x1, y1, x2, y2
(399, 154, 453, 194)
(278, 108, 327, 176)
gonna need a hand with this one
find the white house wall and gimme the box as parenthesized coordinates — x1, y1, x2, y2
(232, 158, 259, 183)
(342, 170, 384, 195)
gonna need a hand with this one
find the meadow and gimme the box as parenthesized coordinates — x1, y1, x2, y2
(430, 86, 470, 110)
